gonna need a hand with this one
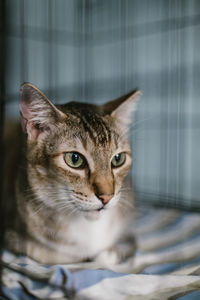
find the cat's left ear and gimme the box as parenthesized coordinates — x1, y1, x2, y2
(104, 90, 141, 127)
(20, 83, 66, 140)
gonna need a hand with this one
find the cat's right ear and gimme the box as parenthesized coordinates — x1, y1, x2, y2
(20, 83, 66, 140)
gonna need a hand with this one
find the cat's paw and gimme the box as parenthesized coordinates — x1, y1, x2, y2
(95, 248, 121, 265)
(95, 238, 136, 265)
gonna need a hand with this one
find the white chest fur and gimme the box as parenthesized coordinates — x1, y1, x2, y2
(56, 209, 123, 260)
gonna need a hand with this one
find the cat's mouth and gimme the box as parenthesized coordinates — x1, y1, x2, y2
(81, 207, 104, 220)
(82, 207, 104, 213)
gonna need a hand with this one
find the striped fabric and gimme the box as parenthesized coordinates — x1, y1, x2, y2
(2, 207, 200, 299)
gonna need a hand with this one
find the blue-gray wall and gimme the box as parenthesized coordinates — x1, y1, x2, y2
(5, 0, 200, 208)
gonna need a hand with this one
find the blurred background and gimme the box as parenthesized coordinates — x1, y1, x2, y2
(1, 0, 200, 209)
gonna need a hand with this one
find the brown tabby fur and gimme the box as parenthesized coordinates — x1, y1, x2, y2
(3, 83, 140, 264)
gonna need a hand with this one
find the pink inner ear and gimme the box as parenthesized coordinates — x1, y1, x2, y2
(20, 101, 32, 133)
(20, 101, 32, 120)
(27, 121, 41, 140)
(20, 101, 40, 140)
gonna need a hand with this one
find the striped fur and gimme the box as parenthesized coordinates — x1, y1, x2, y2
(3, 83, 140, 264)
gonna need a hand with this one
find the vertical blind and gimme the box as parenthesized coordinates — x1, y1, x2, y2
(4, 0, 200, 209)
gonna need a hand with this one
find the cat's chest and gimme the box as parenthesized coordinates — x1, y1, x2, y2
(60, 211, 121, 256)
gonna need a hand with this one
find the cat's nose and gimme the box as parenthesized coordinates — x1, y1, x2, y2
(97, 194, 114, 205)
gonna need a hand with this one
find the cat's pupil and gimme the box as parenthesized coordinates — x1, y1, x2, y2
(115, 154, 121, 162)
(72, 153, 79, 163)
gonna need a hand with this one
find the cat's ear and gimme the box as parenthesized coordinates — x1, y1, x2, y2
(104, 90, 141, 127)
(20, 83, 66, 140)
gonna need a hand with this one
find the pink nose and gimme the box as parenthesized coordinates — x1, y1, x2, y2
(97, 194, 114, 205)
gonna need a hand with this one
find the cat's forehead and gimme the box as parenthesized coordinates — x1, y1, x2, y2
(59, 102, 117, 146)
(62, 117, 119, 151)
(48, 101, 130, 156)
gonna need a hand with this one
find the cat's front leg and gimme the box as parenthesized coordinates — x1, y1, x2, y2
(94, 235, 136, 265)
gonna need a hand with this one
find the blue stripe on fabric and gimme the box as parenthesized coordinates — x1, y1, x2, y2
(142, 257, 200, 275)
(178, 290, 200, 299)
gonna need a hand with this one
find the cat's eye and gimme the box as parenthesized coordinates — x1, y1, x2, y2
(63, 152, 86, 169)
(111, 152, 126, 168)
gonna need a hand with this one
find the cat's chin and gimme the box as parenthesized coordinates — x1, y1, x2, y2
(83, 209, 104, 221)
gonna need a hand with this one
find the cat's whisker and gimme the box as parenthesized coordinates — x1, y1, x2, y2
(69, 207, 79, 217)
(117, 201, 134, 216)
(24, 185, 74, 195)
(56, 198, 73, 203)
(30, 204, 47, 217)
(118, 197, 134, 209)
(120, 187, 132, 192)
(53, 205, 74, 212)
(57, 204, 78, 218)
(45, 191, 73, 196)
(56, 199, 75, 206)
(56, 201, 75, 208)
(120, 195, 134, 203)
(57, 206, 73, 213)
(26, 194, 77, 218)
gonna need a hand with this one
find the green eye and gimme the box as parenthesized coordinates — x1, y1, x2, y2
(64, 152, 86, 169)
(111, 152, 126, 168)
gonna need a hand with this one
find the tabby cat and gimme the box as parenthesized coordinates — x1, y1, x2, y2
(3, 83, 140, 264)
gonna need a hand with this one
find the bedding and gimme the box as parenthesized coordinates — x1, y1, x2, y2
(2, 206, 200, 300)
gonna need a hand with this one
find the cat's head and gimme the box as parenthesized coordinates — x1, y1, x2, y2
(20, 83, 140, 220)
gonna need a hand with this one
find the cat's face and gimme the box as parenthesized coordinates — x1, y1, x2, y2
(20, 83, 140, 220)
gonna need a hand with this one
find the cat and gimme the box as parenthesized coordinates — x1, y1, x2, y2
(3, 83, 140, 265)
